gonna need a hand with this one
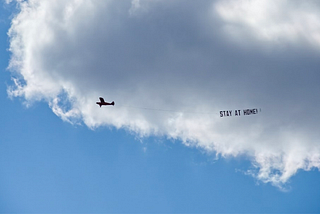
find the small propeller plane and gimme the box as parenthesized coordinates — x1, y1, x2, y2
(96, 97, 115, 107)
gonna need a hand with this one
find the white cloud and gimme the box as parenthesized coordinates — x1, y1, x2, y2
(7, 0, 320, 188)
(215, 0, 320, 48)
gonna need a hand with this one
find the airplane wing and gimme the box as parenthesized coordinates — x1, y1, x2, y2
(99, 97, 105, 103)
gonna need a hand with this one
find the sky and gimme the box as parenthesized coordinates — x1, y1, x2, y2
(1, 0, 320, 213)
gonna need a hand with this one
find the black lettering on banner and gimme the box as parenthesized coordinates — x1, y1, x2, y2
(243, 108, 259, 116)
(220, 108, 259, 117)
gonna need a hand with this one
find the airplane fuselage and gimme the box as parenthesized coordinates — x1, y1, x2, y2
(96, 101, 115, 107)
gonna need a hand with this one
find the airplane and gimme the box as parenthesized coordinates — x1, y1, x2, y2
(96, 97, 115, 107)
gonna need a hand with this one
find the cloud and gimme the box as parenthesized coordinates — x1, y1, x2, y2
(7, 0, 320, 187)
(215, 0, 320, 48)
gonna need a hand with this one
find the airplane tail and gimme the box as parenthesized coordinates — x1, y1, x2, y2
(111, 101, 115, 106)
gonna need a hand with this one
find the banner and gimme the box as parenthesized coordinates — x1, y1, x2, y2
(220, 108, 260, 117)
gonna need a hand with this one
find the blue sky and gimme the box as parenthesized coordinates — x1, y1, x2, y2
(1, 0, 320, 213)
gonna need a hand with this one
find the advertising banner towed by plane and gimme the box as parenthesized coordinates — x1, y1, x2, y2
(220, 108, 261, 117)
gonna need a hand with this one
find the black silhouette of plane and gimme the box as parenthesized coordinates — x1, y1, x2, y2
(96, 97, 115, 107)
